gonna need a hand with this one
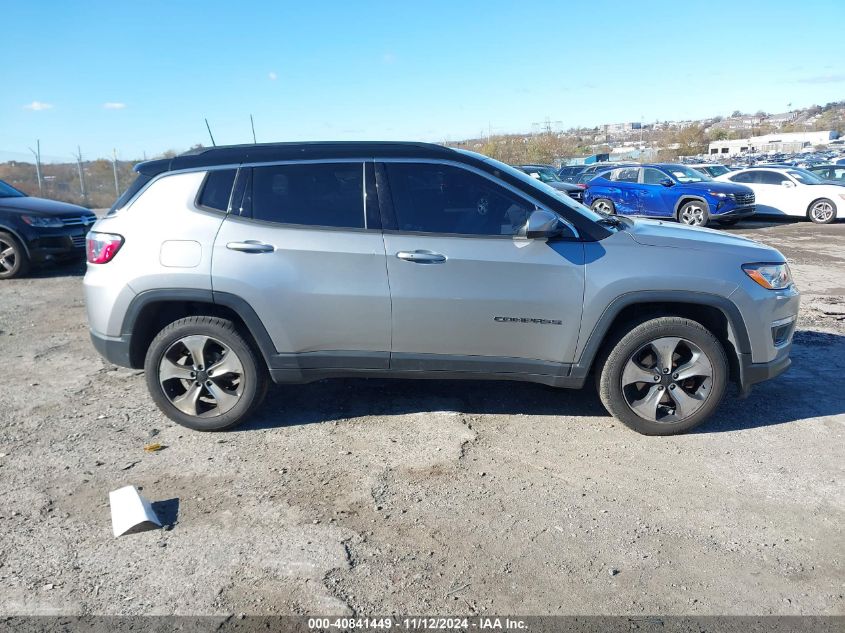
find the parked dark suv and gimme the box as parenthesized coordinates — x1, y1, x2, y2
(0, 179, 96, 279)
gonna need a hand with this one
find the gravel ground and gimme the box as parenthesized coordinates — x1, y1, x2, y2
(0, 219, 842, 616)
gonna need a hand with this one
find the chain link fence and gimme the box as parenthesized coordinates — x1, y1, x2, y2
(0, 147, 175, 209)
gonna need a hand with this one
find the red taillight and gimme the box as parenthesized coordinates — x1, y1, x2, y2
(86, 232, 124, 264)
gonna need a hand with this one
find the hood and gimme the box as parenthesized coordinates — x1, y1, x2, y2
(0, 195, 92, 216)
(680, 180, 752, 195)
(547, 181, 580, 193)
(625, 218, 781, 258)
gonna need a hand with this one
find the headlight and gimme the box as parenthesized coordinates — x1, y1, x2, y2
(742, 262, 793, 290)
(21, 215, 64, 228)
(709, 191, 728, 199)
(838, 194, 845, 201)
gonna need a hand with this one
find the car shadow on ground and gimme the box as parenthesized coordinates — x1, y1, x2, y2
(240, 329, 845, 434)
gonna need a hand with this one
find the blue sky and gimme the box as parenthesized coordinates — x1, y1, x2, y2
(2, 0, 844, 161)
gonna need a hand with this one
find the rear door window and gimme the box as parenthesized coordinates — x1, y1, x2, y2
(248, 162, 365, 228)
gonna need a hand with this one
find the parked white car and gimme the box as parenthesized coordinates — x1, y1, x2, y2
(715, 167, 844, 224)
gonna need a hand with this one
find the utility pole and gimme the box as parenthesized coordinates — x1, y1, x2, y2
(74, 146, 87, 205)
(250, 114, 257, 143)
(28, 140, 43, 195)
(112, 149, 120, 196)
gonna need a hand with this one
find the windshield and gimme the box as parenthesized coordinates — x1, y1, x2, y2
(665, 165, 712, 183)
(455, 151, 605, 222)
(706, 165, 729, 177)
(786, 168, 824, 185)
(531, 167, 563, 183)
(0, 180, 26, 198)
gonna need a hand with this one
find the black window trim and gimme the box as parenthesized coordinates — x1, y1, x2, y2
(375, 158, 580, 240)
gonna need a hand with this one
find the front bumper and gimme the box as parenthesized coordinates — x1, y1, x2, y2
(736, 346, 791, 397)
(28, 233, 87, 263)
(714, 204, 755, 220)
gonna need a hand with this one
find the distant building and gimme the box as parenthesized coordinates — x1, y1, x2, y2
(707, 130, 839, 156)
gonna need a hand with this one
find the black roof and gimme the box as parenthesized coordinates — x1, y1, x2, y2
(136, 141, 457, 176)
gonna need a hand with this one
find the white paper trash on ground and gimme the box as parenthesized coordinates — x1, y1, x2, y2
(109, 485, 162, 537)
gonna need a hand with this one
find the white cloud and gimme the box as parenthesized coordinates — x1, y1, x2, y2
(23, 101, 53, 111)
(103, 102, 127, 110)
(268, 71, 278, 80)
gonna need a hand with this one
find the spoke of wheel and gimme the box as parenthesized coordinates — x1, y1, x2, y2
(1, 247, 13, 259)
(674, 351, 712, 381)
(171, 383, 203, 416)
(621, 360, 656, 387)
(0, 258, 9, 272)
(180, 335, 209, 369)
(159, 357, 194, 382)
(207, 351, 243, 377)
(628, 384, 663, 421)
(650, 337, 680, 373)
(668, 386, 705, 419)
(204, 380, 240, 414)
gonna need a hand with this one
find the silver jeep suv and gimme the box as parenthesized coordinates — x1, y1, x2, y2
(84, 142, 799, 435)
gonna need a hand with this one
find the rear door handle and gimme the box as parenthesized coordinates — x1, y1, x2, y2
(396, 250, 447, 264)
(226, 241, 275, 253)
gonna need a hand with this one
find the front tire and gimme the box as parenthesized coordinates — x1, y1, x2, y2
(144, 316, 268, 431)
(0, 232, 31, 279)
(678, 201, 710, 226)
(597, 317, 728, 435)
(807, 198, 836, 224)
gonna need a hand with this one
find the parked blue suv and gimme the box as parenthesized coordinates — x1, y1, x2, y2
(583, 164, 756, 226)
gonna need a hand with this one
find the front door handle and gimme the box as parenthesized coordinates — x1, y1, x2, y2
(226, 241, 275, 253)
(396, 250, 447, 264)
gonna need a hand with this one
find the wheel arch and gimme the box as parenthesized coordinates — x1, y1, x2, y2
(572, 291, 750, 385)
(673, 195, 709, 217)
(121, 289, 276, 369)
(0, 224, 31, 257)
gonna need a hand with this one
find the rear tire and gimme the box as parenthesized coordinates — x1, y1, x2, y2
(596, 317, 728, 435)
(0, 232, 30, 279)
(144, 316, 269, 431)
(807, 198, 836, 224)
(677, 201, 710, 226)
(591, 198, 616, 215)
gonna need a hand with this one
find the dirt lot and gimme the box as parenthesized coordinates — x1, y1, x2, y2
(0, 219, 843, 616)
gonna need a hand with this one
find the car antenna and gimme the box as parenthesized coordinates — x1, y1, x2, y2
(250, 114, 257, 144)
(204, 118, 217, 147)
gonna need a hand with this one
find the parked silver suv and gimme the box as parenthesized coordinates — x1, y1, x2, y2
(84, 142, 800, 435)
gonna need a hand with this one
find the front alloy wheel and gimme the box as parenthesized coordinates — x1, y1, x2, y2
(678, 201, 709, 226)
(621, 337, 713, 424)
(597, 317, 728, 435)
(0, 232, 30, 279)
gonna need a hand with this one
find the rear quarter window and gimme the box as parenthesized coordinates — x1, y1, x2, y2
(196, 169, 237, 212)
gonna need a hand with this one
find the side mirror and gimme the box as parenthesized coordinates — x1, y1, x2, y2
(781, 180, 795, 188)
(659, 178, 675, 187)
(518, 209, 571, 240)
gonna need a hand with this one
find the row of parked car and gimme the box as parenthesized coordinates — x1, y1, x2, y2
(515, 157, 845, 227)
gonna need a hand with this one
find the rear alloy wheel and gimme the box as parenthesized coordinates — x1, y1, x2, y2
(145, 316, 268, 431)
(0, 232, 30, 280)
(678, 201, 710, 226)
(591, 198, 616, 215)
(597, 317, 728, 435)
(808, 198, 836, 224)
